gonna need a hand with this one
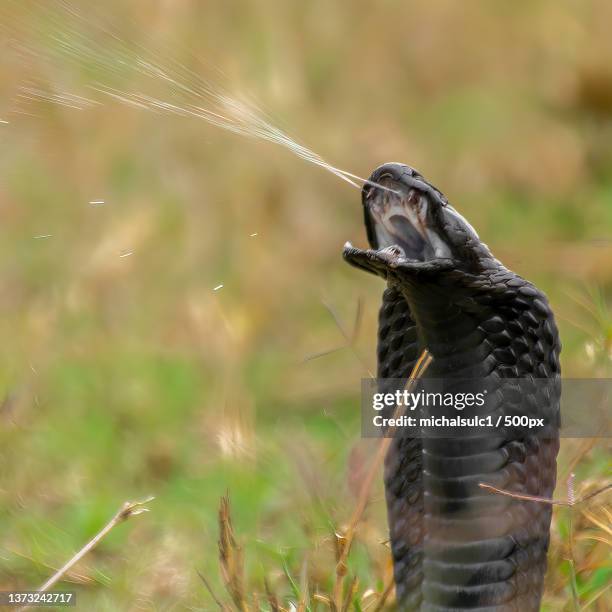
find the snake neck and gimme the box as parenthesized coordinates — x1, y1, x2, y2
(391, 265, 561, 380)
(392, 272, 489, 378)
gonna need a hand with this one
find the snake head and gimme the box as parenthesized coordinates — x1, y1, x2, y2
(343, 162, 490, 280)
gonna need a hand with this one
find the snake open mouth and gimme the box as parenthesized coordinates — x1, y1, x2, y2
(343, 163, 481, 277)
(363, 173, 451, 263)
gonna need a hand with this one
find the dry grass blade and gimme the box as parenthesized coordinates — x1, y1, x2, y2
(218, 494, 249, 611)
(350, 297, 364, 345)
(312, 299, 373, 378)
(579, 483, 612, 504)
(331, 349, 433, 609)
(478, 483, 573, 506)
(16, 496, 155, 612)
(371, 578, 395, 612)
(331, 528, 345, 564)
(297, 560, 308, 612)
(314, 592, 336, 611)
(478, 482, 612, 506)
(197, 569, 231, 610)
(580, 582, 612, 610)
(6, 549, 95, 585)
(578, 507, 612, 546)
(302, 346, 344, 363)
(559, 438, 598, 482)
(264, 578, 281, 612)
(583, 506, 612, 535)
(341, 576, 358, 612)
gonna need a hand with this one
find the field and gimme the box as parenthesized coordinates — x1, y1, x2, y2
(0, 1, 610, 610)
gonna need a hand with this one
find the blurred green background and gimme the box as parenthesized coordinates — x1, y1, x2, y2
(0, 1, 610, 610)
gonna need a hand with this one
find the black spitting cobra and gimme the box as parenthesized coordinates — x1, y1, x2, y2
(343, 163, 561, 611)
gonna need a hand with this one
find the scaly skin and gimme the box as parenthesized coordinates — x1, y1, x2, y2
(344, 164, 561, 611)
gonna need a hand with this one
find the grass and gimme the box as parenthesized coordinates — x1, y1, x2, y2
(0, 1, 611, 610)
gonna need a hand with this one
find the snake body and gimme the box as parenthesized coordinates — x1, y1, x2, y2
(344, 163, 561, 611)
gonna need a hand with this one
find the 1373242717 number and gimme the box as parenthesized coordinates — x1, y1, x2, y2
(0, 592, 76, 607)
